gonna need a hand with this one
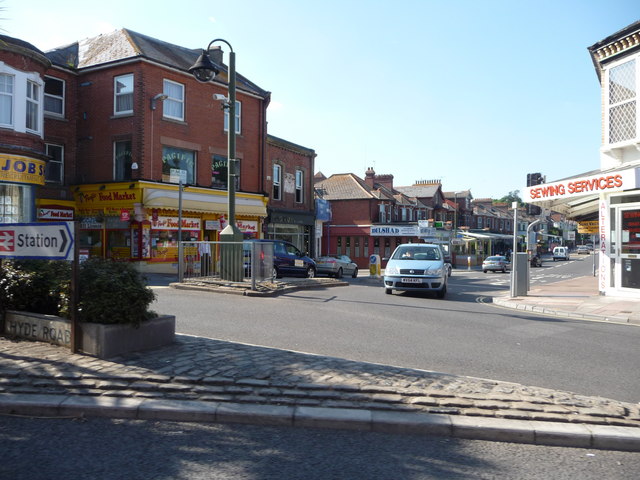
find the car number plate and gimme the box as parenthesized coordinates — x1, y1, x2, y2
(401, 278, 422, 283)
(295, 260, 304, 267)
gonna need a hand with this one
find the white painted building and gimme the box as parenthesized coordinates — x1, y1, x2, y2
(525, 20, 640, 297)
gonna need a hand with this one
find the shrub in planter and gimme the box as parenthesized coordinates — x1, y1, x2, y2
(77, 258, 156, 327)
(0, 258, 156, 327)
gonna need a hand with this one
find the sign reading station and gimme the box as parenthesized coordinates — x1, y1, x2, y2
(0, 222, 74, 260)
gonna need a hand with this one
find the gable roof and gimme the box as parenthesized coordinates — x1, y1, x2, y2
(45, 28, 269, 98)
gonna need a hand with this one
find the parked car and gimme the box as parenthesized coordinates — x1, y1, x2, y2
(552, 246, 570, 261)
(316, 254, 358, 278)
(245, 239, 316, 279)
(383, 243, 448, 298)
(577, 245, 591, 255)
(482, 255, 509, 273)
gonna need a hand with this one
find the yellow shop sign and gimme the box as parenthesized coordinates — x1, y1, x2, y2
(0, 154, 46, 186)
(76, 188, 141, 206)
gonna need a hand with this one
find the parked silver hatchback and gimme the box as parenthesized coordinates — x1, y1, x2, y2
(383, 243, 447, 298)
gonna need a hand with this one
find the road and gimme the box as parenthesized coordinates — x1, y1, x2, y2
(151, 253, 640, 403)
(2, 416, 639, 480)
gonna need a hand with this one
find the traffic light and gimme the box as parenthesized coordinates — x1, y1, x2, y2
(526, 173, 543, 215)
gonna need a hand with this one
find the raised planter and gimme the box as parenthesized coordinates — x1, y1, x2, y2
(3, 310, 175, 359)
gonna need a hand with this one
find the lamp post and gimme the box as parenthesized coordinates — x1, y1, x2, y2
(189, 39, 243, 281)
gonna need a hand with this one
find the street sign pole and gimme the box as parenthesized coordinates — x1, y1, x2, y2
(70, 221, 79, 353)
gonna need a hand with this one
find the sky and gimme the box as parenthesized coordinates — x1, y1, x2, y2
(2, 0, 639, 199)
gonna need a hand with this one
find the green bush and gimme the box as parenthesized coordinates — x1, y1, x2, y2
(0, 259, 71, 315)
(0, 258, 156, 327)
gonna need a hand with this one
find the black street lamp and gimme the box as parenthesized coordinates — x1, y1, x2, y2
(189, 39, 243, 281)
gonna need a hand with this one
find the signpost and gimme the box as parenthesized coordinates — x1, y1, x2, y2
(0, 222, 74, 260)
(0, 221, 79, 352)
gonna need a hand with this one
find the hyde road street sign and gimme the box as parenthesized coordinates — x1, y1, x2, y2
(0, 222, 74, 260)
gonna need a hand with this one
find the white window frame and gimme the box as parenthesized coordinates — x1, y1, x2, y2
(114, 74, 134, 115)
(0, 73, 14, 127)
(605, 55, 639, 146)
(379, 204, 386, 223)
(26, 80, 40, 133)
(44, 76, 65, 117)
(295, 169, 304, 203)
(272, 164, 282, 200)
(45, 143, 64, 184)
(162, 79, 184, 121)
(224, 100, 241, 134)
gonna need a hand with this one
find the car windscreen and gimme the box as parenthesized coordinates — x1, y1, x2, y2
(392, 246, 441, 260)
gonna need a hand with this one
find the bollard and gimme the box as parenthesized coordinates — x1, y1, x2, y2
(467, 256, 471, 270)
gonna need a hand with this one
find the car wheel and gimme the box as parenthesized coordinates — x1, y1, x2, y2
(352, 267, 358, 278)
(436, 284, 446, 299)
(483, 270, 487, 273)
(385, 288, 392, 295)
(502, 267, 506, 273)
(447, 265, 452, 277)
(306, 266, 315, 279)
(272, 267, 279, 280)
(335, 267, 343, 279)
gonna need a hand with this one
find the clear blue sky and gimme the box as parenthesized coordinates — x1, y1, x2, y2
(3, 0, 639, 199)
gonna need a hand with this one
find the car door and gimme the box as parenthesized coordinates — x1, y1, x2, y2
(283, 242, 306, 275)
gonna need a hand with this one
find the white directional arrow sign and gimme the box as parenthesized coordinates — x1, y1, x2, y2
(0, 222, 74, 260)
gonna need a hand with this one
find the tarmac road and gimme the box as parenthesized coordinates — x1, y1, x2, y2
(2, 416, 639, 480)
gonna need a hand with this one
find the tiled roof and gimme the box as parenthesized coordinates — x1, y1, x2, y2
(396, 184, 441, 198)
(45, 29, 268, 98)
(315, 174, 373, 200)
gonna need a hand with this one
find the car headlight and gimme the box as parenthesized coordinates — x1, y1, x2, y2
(385, 265, 399, 275)
(427, 268, 443, 276)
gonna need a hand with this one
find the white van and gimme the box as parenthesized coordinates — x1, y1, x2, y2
(552, 246, 570, 261)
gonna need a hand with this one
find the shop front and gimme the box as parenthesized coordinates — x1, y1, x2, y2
(266, 210, 315, 257)
(74, 181, 267, 273)
(525, 167, 640, 297)
(0, 153, 47, 224)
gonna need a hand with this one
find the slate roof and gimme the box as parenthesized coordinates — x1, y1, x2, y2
(45, 29, 269, 98)
(395, 184, 441, 198)
(315, 173, 374, 200)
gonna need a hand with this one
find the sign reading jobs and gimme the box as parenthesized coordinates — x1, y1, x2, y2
(0, 222, 74, 260)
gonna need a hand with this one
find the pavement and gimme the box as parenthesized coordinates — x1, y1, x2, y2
(1, 268, 639, 452)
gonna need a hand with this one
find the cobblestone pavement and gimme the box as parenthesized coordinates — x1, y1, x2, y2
(1, 334, 638, 427)
(1, 273, 639, 451)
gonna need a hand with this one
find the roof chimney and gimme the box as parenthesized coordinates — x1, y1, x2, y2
(365, 167, 375, 188)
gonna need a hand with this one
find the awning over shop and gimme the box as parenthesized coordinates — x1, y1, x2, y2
(462, 231, 514, 241)
(523, 165, 640, 219)
(143, 187, 267, 217)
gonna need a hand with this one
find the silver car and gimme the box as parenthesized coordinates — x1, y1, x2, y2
(316, 254, 358, 278)
(383, 243, 447, 298)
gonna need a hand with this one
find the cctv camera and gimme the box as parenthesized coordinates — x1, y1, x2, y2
(213, 94, 227, 101)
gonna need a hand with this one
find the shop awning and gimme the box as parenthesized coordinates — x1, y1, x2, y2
(524, 165, 640, 220)
(462, 231, 514, 241)
(143, 188, 267, 217)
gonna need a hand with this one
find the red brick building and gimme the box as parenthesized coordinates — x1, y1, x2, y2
(2, 29, 303, 273)
(314, 168, 436, 268)
(266, 134, 316, 255)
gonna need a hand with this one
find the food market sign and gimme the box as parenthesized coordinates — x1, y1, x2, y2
(524, 167, 639, 202)
(0, 222, 74, 260)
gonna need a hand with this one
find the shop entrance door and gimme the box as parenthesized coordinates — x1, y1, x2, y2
(616, 205, 640, 290)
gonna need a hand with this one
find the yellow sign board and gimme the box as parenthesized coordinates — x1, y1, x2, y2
(578, 220, 598, 234)
(0, 154, 46, 185)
